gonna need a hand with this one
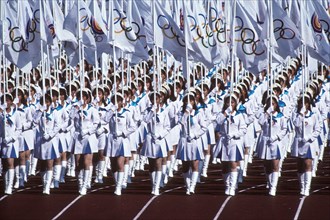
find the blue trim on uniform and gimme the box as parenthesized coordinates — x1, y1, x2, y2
(236, 146, 243, 161)
(306, 147, 312, 159)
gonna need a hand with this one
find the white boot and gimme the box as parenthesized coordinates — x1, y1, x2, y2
(128, 159, 134, 183)
(86, 166, 93, 189)
(183, 172, 191, 195)
(43, 170, 53, 195)
(223, 173, 230, 195)
(96, 160, 105, 184)
(269, 172, 279, 196)
(131, 154, 138, 177)
(189, 171, 199, 194)
(69, 156, 76, 177)
(153, 171, 162, 196)
(53, 165, 61, 188)
(150, 171, 156, 194)
(303, 171, 312, 196)
(238, 161, 244, 183)
(169, 155, 176, 177)
(122, 164, 129, 189)
(103, 157, 109, 177)
(197, 162, 203, 183)
(229, 172, 238, 196)
(19, 165, 26, 188)
(201, 155, 210, 177)
(243, 155, 249, 177)
(139, 156, 146, 171)
(77, 170, 84, 193)
(114, 172, 124, 196)
(14, 166, 20, 189)
(25, 161, 30, 181)
(298, 172, 305, 196)
(5, 169, 15, 195)
(80, 169, 90, 196)
(161, 164, 167, 187)
(30, 158, 38, 176)
(312, 157, 318, 177)
(60, 161, 67, 183)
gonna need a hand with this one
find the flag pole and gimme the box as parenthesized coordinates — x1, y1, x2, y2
(110, 0, 118, 133)
(183, 0, 191, 137)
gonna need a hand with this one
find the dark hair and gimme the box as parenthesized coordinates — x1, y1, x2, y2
(264, 97, 280, 113)
(182, 94, 196, 114)
(222, 95, 237, 113)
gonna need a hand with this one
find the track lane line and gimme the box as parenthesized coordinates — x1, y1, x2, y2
(293, 186, 330, 220)
(0, 184, 42, 202)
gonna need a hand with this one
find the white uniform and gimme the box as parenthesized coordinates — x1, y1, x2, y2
(256, 112, 288, 160)
(0, 107, 22, 158)
(71, 104, 100, 154)
(95, 104, 108, 151)
(213, 111, 247, 161)
(141, 106, 170, 158)
(57, 103, 71, 153)
(104, 108, 136, 157)
(34, 108, 60, 160)
(291, 111, 321, 159)
(176, 109, 208, 161)
(18, 104, 34, 151)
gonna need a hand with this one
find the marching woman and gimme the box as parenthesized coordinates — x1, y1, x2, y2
(122, 85, 141, 187)
(13, 87, 33, 188)
(27, 85, 39, 176)
(177, 93, 207, 195)
(213, 94, 247, 196)
(291, 95, 321, 196)
(57, 87, 73, 184)
(0, 93, 22, 194)
(104, 92, 136, 196)
(92, 86, 109, 184)
(34, 94, 61, 195)
(256, 96, 287, 196)
(141, 91, 170, 195)
(71, 89, 100, 195)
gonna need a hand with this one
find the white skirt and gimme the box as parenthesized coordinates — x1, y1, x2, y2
(256, 136, 283, 160)
(176, 137, 204, 161)
(34, 132, 60, 160)
(291, 138, 319, 159)
(97, 133, 107, 151)
(140, 135, 168, 159)
(166, 125, 180, 147)
(1, 141, 19, 159)
(104, 134, 132, 157)
(22, 129, 35, 151)
(213, 137, 244, 162)
(72, 133, 98, 154)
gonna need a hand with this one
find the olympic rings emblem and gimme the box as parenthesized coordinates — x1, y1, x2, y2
(157, 15, 185, 47)
(234, 16, 265, 56)
(273, 19, 295, 41)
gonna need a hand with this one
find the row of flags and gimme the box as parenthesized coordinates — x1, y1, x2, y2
(0, 0, 329, 76)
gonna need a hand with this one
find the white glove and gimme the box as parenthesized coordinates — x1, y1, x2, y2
(303, 137, 311, 143)
(81, 129, 89, 137)
(13, 98, 19, 105)
(3, 137, 13, 144)
(186, 104, 193, 112)
(96, 128, 104, 136)
(27, 96, 32, 103)
(67, 96, 72, 103)
(300, 106, 306, 115)
(110, 104, 118, 112)
(227, 133, 233, 140)
(0, 103, 7, 111)
(225, 106, 232, 115)
(151, 104, 157, 112)
(40, 105, 47, 112)
(270, 135, 278, 143)
(267, 106, 274, 115)
(187, 133, 196, 142)
(43, 134, 50, 141)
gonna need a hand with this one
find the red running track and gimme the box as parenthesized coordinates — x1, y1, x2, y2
(0, 148, 329, 220)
